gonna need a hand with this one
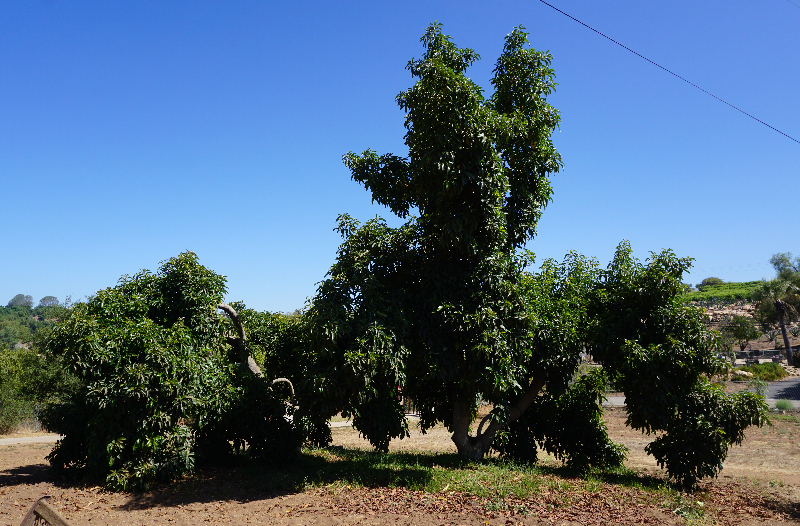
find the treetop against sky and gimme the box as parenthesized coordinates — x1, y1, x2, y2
(1, 1, 796, 312)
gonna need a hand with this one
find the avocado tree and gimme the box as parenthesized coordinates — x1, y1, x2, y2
(307, 24, 767, 487)
(42, 252, 301, 490)
(312, 23, 563, 459)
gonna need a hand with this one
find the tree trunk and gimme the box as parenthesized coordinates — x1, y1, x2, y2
(451, 376, 546, 460)
(218, 303, 264, 377)
(775, 300, 794, 365)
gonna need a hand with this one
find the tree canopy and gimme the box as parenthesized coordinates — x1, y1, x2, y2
(7, 294, 33, 308)
(42, 252, 301, 490)
(307, 23, 767, 488)
(723, 315, 761, 353)
(314, 23, 563, 459)
(38, 296, 59, 307)
(770, 252, 800, 280)
(696, 277, 724, 291)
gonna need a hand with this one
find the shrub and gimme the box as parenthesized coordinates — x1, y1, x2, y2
(42, 252, 301, 491)
(736, 362, 788, 382)
(748, 379, 768, 398)
(723, 315, 761, 352)
(774, 399, 793, 411)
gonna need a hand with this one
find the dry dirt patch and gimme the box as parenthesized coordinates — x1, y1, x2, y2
(1, 409, 800, 525)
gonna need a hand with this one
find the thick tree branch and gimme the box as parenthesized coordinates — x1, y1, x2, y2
(218, 303, 264, 378)
(480, 375, 546, 440)
(451, 375, 547, 460)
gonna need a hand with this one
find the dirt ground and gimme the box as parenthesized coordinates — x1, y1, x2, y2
(2, 406, 800, 525)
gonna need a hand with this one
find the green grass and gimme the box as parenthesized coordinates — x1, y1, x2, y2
(683, 281, 761, 302)
(774, 399, 794, 411)
(147, 446, 747, 524)
(180, 446, 678, 501)
(732, 362, 788, 382)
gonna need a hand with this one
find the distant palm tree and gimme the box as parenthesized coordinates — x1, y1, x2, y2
(754, 279, 799, 365)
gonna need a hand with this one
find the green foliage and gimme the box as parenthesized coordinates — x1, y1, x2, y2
(0, 300, 68, 351)
(7, 294, 33, 308)
(42, 252, 301, 491)
(308, 23, 767, 488)
(644, 385, 767, 489)
(774, 399, 793, 411)
(588, 243, 768, 488)
(695, 277, 723, 291)
(753, 270, 799, 364)
(0, 393, 32, 434)
(0, 345, 79, 434)
(0, 346, 34, 433)
(747, 378, 768, 398)
(38, 296, 59, 307)
(753, 279, 799, 330)
(682, 281, 761, 302)
(770, 252, 800, 281)
(722, 315, 761, 352)
(224, 304, 330, 447)
(494, 369, 626, 469)
(316, 23, 563, 457)
(733, 362, 787, 382)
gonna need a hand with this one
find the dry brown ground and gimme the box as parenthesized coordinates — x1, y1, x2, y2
(2, 406, 800, 525)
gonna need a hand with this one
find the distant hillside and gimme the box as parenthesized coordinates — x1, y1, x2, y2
(683, 281, 762, 302)
(0, 305, 64, 349)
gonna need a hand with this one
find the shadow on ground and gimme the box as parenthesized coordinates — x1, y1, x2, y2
(0, 463, 52, 487)
(121, 447, 440, 510)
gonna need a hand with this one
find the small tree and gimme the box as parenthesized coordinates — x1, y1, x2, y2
(696, 277, 723, 291)
(769, 252, 800, 280)
(724, 315, 761, 353)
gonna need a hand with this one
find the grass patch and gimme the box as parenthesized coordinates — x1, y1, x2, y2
(661, 493, 709, 524)
(180, 446, 680, 502)
(774, 399, 794, 411)
(771, 413, 800, 423)
(733, 362, 788, 382)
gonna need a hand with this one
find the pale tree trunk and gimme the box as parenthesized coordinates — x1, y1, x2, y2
(775, 300, 794, 366)
(451, 376, 546, 460)
(218, 302, 264, 377)
(218, 303, 298, 433)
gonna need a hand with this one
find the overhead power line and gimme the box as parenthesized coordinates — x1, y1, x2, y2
(787, 0, 800, 10)
(536, 0, 800, 145)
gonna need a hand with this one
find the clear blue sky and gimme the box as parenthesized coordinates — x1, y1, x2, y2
(2, 1, 797, 312)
